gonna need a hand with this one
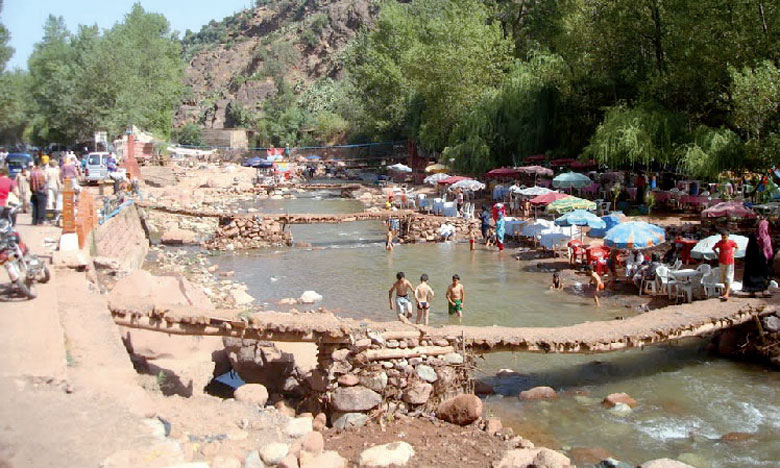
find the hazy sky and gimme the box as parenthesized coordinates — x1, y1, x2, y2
(3, 0, 254, 70)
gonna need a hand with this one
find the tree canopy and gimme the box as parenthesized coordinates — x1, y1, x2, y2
(8, 3, 184, 145)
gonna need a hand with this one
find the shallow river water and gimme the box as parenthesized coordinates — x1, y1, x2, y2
(211, 194, 780, 467)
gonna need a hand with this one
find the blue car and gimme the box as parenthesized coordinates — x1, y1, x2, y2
(4, 153, 34, 179)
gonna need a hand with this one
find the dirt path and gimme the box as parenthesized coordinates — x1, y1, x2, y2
(0, 216, 159, 468)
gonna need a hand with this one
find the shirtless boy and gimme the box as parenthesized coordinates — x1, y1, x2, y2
(446, 274, 465, 318)
(415, 274, 434, 325)
(389, 271, 414, 321)
(385, 227, 394, 251)
(586, 265, 604, 307)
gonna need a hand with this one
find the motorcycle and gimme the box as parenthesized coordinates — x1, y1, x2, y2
(0, 205, 51, 299)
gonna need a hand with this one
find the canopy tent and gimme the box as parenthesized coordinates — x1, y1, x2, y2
(449, 179, 486, 192)
(524, 154, 547, 163)
(553, 172, 592, 190)
(702, 201, 757, 219)
(437, 176, 473, 185)
(691, 235, 748, 260)
(515, 165, 554, 177)
(545, 196, 597, 214)
(388, 163, 412, 172)
(486, 167, 521, 178)
(571, 160, 597, 170)
(529, 192, 571, 206)
(588, 213, 623, 238)
(549, 158, 577, 167)
(425, 163, 451, 174)
(603, 221, 666, 249)
(424, 173, 451, 185)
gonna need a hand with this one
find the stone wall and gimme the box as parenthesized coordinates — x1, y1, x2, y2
(399, 215, 480, 243)
(205, 215, 294, 250)
(312, 332, 472, 428)
(92, 204, 149, 272)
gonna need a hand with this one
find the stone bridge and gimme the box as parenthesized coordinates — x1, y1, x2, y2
(111, 297, 774, 354)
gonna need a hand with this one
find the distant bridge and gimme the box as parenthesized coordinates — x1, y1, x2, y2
(110, 297, 774, 354)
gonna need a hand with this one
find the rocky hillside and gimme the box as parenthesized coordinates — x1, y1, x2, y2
(175, 0, 376, 129)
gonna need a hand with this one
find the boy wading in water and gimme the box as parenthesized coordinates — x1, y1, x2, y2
(389, 272, 414, 322)
(385, 226, 394, 251)
(415, 274, 434, 325)
(446, 274, 465, 319)
(586, 265, 604, 307)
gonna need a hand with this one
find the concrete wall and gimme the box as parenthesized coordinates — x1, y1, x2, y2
(93, 204, 149, 272)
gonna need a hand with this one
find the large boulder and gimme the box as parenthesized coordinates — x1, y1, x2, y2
(496, 448, 571, 468)
(402, 382, 433, 405)
(160, 227, 199, 245)
(332, 412, 369, 430)
(233, 383, 268, 407)
(519, 386, 557, 400)
(331, 386, 382, 412)
(603, 393, 637, 408)
(436, 394, 483, 425)
(259, 443, 289, 465)
(359, 442, 415, 467)
(223, 338, 303, 393)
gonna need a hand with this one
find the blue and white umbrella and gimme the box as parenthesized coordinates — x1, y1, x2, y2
(306, 155, 321, 160)
(604, 221, 666, 249)
(554, 209, 606, 229)
(552, 172, 592, 190)
(588, 213, 623, 238)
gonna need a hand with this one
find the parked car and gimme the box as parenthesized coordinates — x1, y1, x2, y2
(84, 152, 111, 184)
(4, 153, 34, 179)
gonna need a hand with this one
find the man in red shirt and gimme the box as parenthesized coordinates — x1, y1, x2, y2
(713, 231, 738, 301)
(0, 167, 19, 225)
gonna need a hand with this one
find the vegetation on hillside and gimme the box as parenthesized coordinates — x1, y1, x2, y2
(343, 0, 780, 176)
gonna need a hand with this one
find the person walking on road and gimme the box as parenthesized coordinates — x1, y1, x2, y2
(29, 163, 48, 225)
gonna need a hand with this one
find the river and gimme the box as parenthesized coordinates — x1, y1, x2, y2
(210, 193, 780, 467)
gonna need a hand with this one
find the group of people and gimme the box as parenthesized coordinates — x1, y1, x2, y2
(388, 272, 465, 325)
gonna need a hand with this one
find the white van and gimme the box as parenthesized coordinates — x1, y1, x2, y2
(84, 152, 112, 184)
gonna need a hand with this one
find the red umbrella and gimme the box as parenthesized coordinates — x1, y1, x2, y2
(571, 159, 597, 170)
(485, 167, 521, 178)
(437, 176, 473, 185)
(702, 201, 757, 219)
(549, 158, 576, 167)
(529, 192, 571, 206)
(525, 154, 547, 162)
(516, 165, 554, 177)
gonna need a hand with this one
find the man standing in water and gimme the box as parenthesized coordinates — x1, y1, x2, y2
(389, 272, 414, 322)
(415, 274, 434, 325)
(446, 274, 465, 318)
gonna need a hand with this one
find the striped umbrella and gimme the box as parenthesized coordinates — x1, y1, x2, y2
(604, 221, 666, 249)
(529, 192, 571, 206)
(545, 196, 597, 214)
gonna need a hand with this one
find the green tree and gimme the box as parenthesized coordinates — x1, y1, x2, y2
(175, 123, 204, 146)
(347, 0, 514, 149)
(0, 0, 12, 72)
(27, 4, 185, 144)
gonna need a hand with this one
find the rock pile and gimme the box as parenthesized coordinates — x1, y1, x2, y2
(400, 215, 480, 243)
(206, 215, 293, 249)
(311, 332, 473, 426)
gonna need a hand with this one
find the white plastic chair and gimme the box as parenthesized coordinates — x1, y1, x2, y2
(670, 259, 683, 271)
(701, 268, 725, 298)
(674, 278, 694, 303)
(655, 266, 677, 298)
(640, 273, 658, 296)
